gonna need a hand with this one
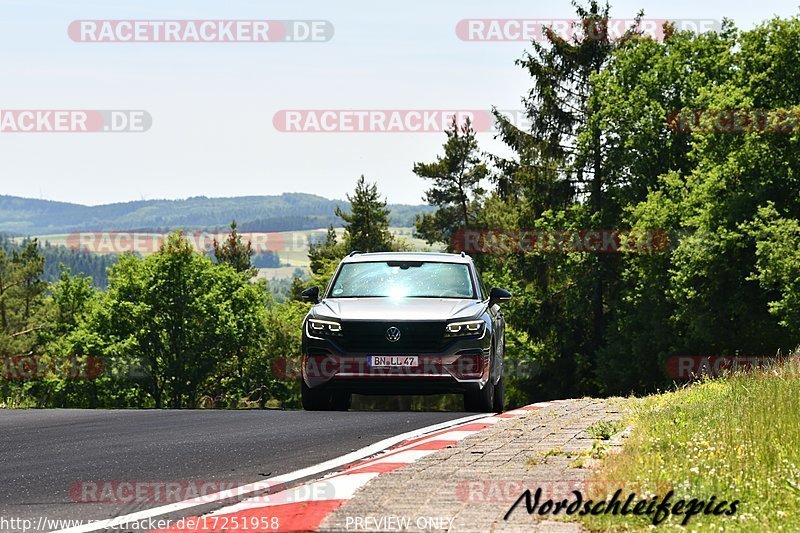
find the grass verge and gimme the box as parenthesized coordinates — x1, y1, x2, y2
(579, 359, 800, 531)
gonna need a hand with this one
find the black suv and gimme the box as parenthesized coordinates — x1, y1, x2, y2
(300, 252, 511, 412)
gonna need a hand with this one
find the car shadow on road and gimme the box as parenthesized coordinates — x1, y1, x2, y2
(350, 394, 465, 412)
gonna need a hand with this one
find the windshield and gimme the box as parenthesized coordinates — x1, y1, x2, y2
(329, 261, 476, 299)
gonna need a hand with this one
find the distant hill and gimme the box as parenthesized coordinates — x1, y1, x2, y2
(0, 194, 434, 235)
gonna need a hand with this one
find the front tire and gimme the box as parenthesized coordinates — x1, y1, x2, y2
(492, 375, 505, 413)
(464, 378, 494, 412)
(330, 390, 352, 411)
(301, 379, 332, 411)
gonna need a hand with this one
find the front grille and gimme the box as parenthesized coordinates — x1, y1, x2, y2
(337, 321, 446, 353)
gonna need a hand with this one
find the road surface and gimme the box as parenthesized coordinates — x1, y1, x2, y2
(0, 409, 470, 529)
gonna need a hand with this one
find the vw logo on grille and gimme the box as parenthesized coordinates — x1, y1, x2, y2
(385, 326, 401, 342)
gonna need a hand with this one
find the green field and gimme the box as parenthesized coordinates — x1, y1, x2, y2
(23, 227, 443, 279)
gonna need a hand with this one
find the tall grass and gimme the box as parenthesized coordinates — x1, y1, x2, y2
(581, 358, 800, 531)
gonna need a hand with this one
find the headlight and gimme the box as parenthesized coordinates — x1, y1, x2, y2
(307, 318, 343, 337)
(444, 320, 485, 337)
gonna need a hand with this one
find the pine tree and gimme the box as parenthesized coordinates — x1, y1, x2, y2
(213, 220, 254, 274)
(413, 117, 487, 248)
(488, 1, 643, 395)
(0, 246, 12, 332)
(14, 239, 46, 323)
(335, 176, 394, 253)
(308, 224, 343, 276)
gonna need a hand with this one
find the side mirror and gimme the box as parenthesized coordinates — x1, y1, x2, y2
(489, 287, 512, 306)
(301, 286, 320, 304)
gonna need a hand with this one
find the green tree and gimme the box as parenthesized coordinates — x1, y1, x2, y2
(414, 117, 487, 249)
(0, 239, 46, 345)
(308, 224, 345, 276)
(750, 205, 800, 340)
(475, 1, 644, 397)
(92, 231, 268, 408)
(588, 21, 739, 393)
(590, 16, 800, 394)
(0, 240, 51, 406)
(49, 266, 97, 336)
(335, 176, 394, 253)
(213, 220, 254, 274)
(288, 224, 346, 301)
(0, 246, 14, 334)
(33, 267, 106, 409)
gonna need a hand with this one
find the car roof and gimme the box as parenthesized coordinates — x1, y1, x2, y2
(340, 251, 473, 264)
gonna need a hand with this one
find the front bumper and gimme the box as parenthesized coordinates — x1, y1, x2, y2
(302, 326, 492, 394)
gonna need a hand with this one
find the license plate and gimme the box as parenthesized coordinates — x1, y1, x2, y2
(370, 356, 419, 367)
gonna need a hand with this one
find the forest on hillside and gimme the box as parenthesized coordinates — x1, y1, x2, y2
(0, 192, 433, 235)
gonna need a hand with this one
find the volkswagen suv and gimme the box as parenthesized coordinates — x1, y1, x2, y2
(299, 251, 511, 412)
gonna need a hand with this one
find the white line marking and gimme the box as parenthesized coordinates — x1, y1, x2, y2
(50, 412, 491, 533)
(340, 407, 539, 470)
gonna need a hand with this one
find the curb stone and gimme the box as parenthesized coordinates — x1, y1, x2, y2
(319, 398, 627, 532)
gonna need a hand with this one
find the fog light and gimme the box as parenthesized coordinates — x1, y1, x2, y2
(445, 353, 485, 379)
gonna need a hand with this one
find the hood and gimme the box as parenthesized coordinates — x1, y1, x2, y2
(314, 297, 485, 322)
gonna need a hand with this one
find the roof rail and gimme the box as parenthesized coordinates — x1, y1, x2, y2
(348, 250, 362, 257)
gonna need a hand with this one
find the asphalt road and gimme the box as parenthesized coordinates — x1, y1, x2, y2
(0, 409, 470, 529)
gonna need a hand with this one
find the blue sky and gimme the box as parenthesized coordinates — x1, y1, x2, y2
(1, 0, 798, 206)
